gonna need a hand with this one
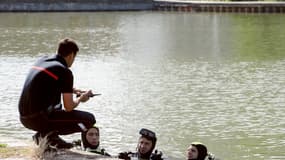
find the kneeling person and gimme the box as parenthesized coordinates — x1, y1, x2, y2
(18, 38, 96, 149)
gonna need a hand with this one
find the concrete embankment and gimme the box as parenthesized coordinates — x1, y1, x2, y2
(0, 0, 154, 11)
(0, 0, 285, 13)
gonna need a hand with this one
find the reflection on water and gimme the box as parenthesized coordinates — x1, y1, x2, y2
(0, 12, 285, 160)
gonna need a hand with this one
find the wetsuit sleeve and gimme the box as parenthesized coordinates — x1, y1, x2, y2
(61, 69, 74, 93)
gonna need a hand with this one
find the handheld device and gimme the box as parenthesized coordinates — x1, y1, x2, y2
(89, 93, 101, 97)
(76, 93, 101, 97)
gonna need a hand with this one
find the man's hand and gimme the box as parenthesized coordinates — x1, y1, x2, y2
(63, 89, 94, 111)
(118, 152, 131, 160)
(73, 88, 83, 95)
(151, 150, 163, 160)
(79, 90, 93, 102)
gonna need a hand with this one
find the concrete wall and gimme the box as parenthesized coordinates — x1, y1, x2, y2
(0, 0, 154, 11)
(1, 0, 284, 13)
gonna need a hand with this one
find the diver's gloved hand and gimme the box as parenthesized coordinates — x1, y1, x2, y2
(207, 152, 217, 160)
(151, 150, 163, 160)
(118, 152, 131, 160)
(72, 139, 81, 147)
(101, 148, 111, 157)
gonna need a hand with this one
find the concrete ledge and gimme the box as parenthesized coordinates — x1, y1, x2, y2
(1, 0, 285, 12)
(0, 0, 154, 11)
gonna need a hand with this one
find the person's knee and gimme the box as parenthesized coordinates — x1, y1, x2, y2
(90, 113, 96, 125)
(86, 112, 96, 127)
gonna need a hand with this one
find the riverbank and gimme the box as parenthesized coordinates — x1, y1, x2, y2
(0, 0, 285, 13)
(0, 143, 118, 160)
(0, 144, 34, 160)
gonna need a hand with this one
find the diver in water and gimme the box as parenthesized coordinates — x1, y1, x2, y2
(118, 128, 163, 160)
(187, 142, 218, 160)
(73, 125, 110, 156)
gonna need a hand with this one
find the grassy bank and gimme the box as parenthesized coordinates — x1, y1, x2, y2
(0, 144, 35, 159)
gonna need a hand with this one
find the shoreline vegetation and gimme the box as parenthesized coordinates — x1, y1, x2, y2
(0, 144, 34, 160)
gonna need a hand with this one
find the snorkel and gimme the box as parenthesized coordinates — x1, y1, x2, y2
(137, 128, 157, 159)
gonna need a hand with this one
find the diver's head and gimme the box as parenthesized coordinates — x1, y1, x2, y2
(187, 142, 207, 160)
(137, 128, 157, 159)
(81, 126, 100, 149)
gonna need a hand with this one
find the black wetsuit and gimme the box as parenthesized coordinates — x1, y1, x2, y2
(19, 55, 95, 136)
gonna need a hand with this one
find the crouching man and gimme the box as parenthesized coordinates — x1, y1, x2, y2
(18, 38, 96, 149)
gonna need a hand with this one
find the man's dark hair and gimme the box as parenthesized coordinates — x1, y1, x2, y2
(57, 38, 79, 57)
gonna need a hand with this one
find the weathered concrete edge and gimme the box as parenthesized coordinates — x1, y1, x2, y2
(1, 0, 285, 12)
(0, 0, 154, 12)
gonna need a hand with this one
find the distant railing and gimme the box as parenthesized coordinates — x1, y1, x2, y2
(153, 0, 285, 13)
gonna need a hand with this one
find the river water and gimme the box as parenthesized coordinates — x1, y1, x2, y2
(0, 12, 285, 160)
